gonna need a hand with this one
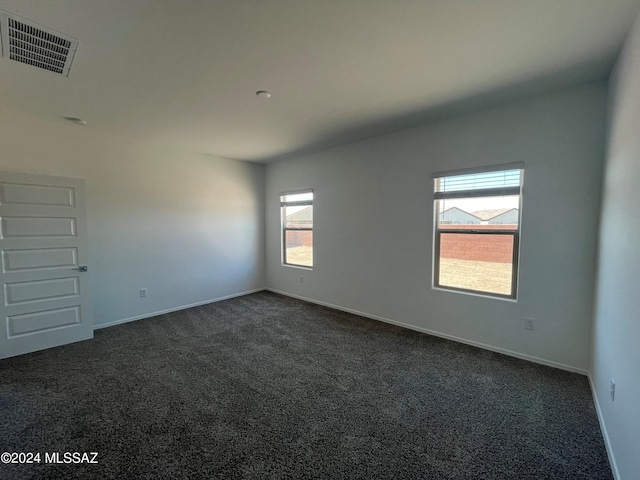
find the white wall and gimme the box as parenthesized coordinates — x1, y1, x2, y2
(592, 12, 640, 480)
(0, 111, 265, 327)
(266, 83, 607, 372)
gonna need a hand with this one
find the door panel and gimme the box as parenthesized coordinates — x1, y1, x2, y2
(2, 247, 78, 272)
(1, 216, 77, 237)
(0, 182, 75, 207)
(8, 306, 81, 337)
(0, 172, 92, 359)
(5, 277, 80, 305)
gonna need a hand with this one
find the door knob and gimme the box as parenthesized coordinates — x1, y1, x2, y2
(76, 266, 88, 272)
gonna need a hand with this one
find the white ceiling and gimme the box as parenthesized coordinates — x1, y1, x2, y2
(0, 0, 638, 163)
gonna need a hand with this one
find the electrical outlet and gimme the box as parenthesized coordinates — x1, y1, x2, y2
(140, 288, 147, 298)
(610, 379, 615, 401)
(300, 276, 304, 284)
(525, 317, 535, 331)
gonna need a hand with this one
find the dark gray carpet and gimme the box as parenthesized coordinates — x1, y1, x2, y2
(1, 291, 611, 479)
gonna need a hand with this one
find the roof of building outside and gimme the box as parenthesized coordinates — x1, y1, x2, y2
(441, 206, 481, 219)
(286, 206, 313, 221)
(472, 208, 517, 220)
(441, 206, 519, 221)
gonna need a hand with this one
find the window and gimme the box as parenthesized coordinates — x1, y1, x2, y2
(433, 167, 523, 299)
(281, 191, 313, 268)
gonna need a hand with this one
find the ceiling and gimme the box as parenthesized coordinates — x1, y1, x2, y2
(0, 0, 638, 163)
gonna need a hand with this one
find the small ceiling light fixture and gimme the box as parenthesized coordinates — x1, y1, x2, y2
(256, 90, 271, 99)
(63, 116, 87, 125)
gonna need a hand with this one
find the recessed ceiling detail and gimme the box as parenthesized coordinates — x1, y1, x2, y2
(0, 11, 78, 77)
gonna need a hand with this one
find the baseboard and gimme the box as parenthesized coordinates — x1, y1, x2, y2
(266, 288, 589, 376)
(587, 373, 620, 480)
(94, 288, 266, 330)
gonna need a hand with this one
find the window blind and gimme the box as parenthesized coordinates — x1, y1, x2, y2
(434, 169, 522, 200)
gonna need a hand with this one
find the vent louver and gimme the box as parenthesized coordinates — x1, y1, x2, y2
(0, 12, 78, 77)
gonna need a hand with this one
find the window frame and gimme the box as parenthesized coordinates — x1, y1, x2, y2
(433, 168, 523, 300)
(280, 190, 313, 269)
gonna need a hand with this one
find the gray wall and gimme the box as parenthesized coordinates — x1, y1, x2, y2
(266, 82, 607, 372)
(592, 12, 640, 480)
(0, 110, 265, 327)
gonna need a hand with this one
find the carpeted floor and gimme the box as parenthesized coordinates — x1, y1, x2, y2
(0, 291, 611, 479)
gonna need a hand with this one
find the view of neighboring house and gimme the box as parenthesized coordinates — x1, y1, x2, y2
(286, 206, 313, 227)
(439, 207, 481, 224)
(439, 207, 518, 225)
(473, 208, 519, 224)
(285, 206, 313, 250)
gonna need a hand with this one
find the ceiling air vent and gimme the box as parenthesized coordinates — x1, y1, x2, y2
(0, 12, 78, 77)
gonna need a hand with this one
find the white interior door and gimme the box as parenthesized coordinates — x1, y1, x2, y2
(0, 172, 93, 359)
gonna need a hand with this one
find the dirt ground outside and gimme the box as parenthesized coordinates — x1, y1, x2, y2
(285, 247, 511, 295)
(285, 246, 313, 267)
(439, 258, 512, 295)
